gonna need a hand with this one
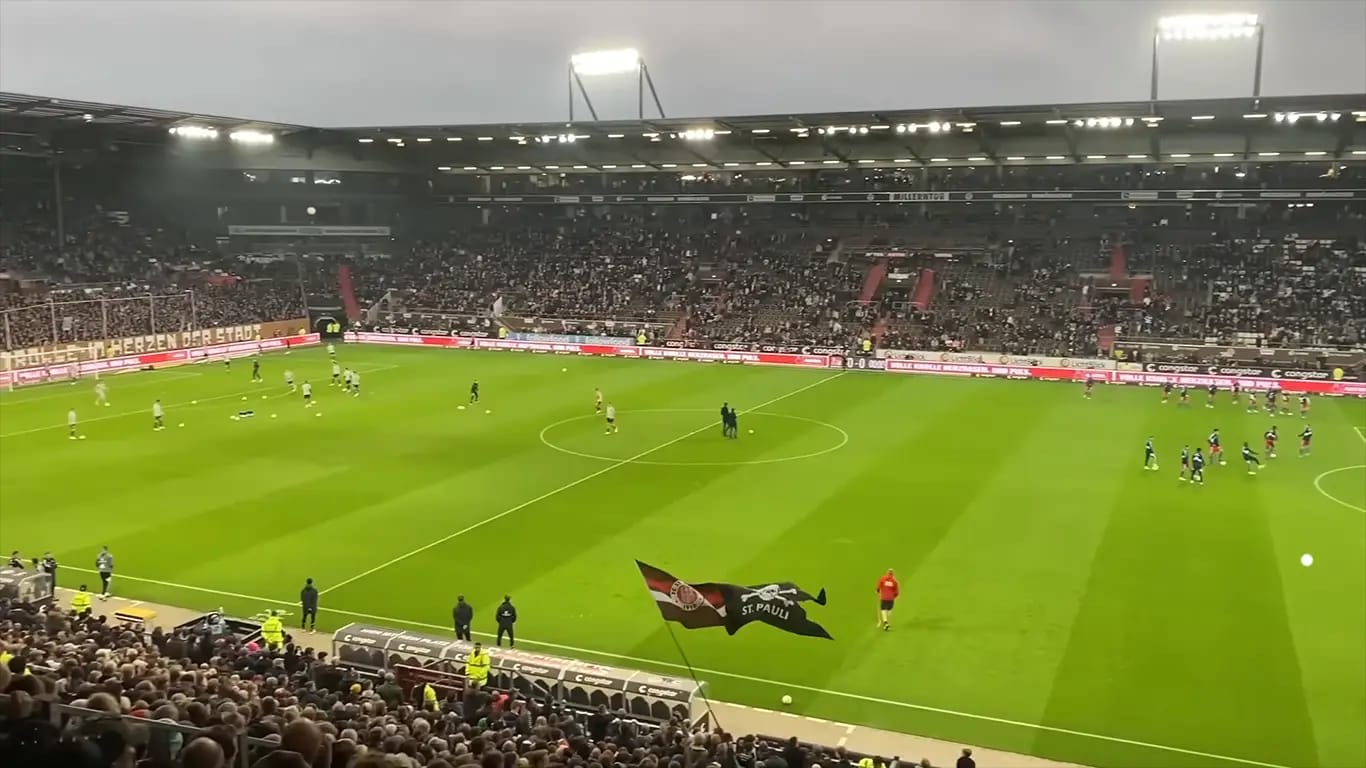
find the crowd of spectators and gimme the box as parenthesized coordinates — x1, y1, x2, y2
(0, 601, 955, 768)
(1, 213, 306, 351)
(4, 189, 1363, 359)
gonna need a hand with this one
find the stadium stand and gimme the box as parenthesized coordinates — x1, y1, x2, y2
(0, 598, 941, 768)
(1, 90, 1363, 767)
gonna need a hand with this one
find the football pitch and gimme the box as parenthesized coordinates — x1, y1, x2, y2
(1, 343, 1363, 768)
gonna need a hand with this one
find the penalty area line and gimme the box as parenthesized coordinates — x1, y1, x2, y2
(59, 565, 1293, 768)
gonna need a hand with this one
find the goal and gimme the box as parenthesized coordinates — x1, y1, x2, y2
(0, 350, 86, 391)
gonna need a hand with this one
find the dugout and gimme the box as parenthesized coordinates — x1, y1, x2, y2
(0, 567, 53, 606)
(332, 622, 706, 726)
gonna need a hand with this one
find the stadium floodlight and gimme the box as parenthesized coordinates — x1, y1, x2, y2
(228, 130, 275, 146)
(567, 47, 665, 121)
(571, 48, 640, 76)
(169, 125, 218, 140)
(1151, 13, 1264, 103)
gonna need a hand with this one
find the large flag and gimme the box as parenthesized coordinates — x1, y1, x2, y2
(636, 561, 833, 640)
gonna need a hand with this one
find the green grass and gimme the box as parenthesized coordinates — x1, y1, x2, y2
(1, 344, 1363, 768)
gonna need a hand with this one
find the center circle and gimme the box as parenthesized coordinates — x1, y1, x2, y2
(539, 408, 849, 467)
(1313, 465, 1366, 514)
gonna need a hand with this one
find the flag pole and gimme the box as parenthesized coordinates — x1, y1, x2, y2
(662, 621, 720, 733)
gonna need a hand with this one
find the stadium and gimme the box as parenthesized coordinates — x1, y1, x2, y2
(0, 15, 1364, 768)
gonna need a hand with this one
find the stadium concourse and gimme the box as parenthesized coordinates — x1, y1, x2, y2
(0, 589, 1074, 768)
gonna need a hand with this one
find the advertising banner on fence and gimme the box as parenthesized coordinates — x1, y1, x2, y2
(3, 319, 309, 370)
(0, 333, 319, 389)
(1132, 362, 1357, 381)
(879, 348, 1118, 371)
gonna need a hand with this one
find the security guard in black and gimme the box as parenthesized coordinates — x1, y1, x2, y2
(453, 595, 473, 641)
(495, 595, 517, 647)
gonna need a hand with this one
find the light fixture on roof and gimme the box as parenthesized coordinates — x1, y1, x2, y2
(755, 161, 772, 166)
(357, 138, 374, 144)
(968, 156, 987, 162)
(1086, 154, 1107, 160)
(1191, 115, 1215, 121)
(463, 166, 477, 171)
(416, 137, 433, 142)
(929, 157, 947, 162)
(446, 136, 462, 142)
(999, 120, 1021, 127)
(437, 166, 451, 171)
(822, 159, 841, 164)
(229, 129, 275, 146)
(788, 160, 806, 165)
(1045, 119, 1068, 125)
(661, 163, 677, 168)
(1153, 14, 1264, 105)
(1258, 151, 1280, 157)
(477, 136, 493, 141)
(1243, 113, 1267, 119)
(1158, 13, 1258, 41)
(1045, 155, 1065, 160)
(489, 166, 505, 170)
(1304, 151, 1327, 156)
(680, 128, 715, 141)
(168, 125, 218, 140)
(1127, 154, 1148, 159)
(568, 47, 665, 122)
(570, 48, 640, 76)
(545, 165, 559, 170)
(1213, 152, 1235, 157)
(751, 128, 771, 134)
(1170, 153, 1191, 158)
(1005, 156, 1025, 161)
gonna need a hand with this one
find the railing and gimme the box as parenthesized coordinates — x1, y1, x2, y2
(1, 291, 197, 350)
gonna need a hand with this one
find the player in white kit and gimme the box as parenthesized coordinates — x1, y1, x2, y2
(604, 404, 618, 434)
(94, 381, 110, 407)
(284, 369, 296, 392)
(302, 381, 314, 407)
(152, 400, 165, 431)
(350, 370, 361, 396)
(68, 409, 79, 439)
(331, 361, 342, 386)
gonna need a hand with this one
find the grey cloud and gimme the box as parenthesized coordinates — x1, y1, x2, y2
(0, 0, 1362, 126)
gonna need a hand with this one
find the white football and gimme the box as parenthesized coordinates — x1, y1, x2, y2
(781, 695, 792, 706)
(178, 423, 185, 428)
(78, 435, 87, 440)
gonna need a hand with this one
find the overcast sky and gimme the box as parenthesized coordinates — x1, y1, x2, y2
(0, 0, 1362, 127)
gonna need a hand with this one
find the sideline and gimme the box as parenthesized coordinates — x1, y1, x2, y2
(319, 372, 846, 596)
(58, 565, 1291, 768)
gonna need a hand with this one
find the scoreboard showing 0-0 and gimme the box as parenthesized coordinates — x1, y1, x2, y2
(331, 623, 707, 726)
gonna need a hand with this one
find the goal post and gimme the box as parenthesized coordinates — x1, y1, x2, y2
(1, 350, 86, 392)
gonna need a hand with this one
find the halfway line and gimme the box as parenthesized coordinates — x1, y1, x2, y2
(319, 372, 845, 596)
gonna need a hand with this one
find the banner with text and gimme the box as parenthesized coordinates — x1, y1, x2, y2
(0, 334, 319, 389)
(2, 319, 309, 370)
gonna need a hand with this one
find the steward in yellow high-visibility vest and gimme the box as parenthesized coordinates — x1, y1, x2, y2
(422, 682, 438, 710)
(466, 642, 491, 689)
(260, 610, 285, 650)
(71, 585, 93, 615)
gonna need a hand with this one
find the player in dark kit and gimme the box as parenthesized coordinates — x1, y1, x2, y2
(1190, 449, 1206, 485)
(1266, 390, 1279, 416)
(1205, 384, 1217, 408)
(1207, 429, 1224, 465)
(1299, 425, 1313, 457)
(1231, 381, 1241, 403)
(720, 403, 731, 436)
(1178, 386, 1190, 407)
(1083, 379, 1094, 399)
(1178, 445, 1191, 482)
(252, 358, 262, 383)
(1143, 438, 1159, 471)
(469, 380, 479, 404)
(1264, 426, 1278, 459)
(1241, 442, 1261, 474)
(725, 407, 738, 439)
(1162, 382, 1173, 403)
(1299, 395, 1311, 419)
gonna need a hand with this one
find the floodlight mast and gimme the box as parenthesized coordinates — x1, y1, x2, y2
(1151, 14, 1265, 108)
(568, 48, 666, 122)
